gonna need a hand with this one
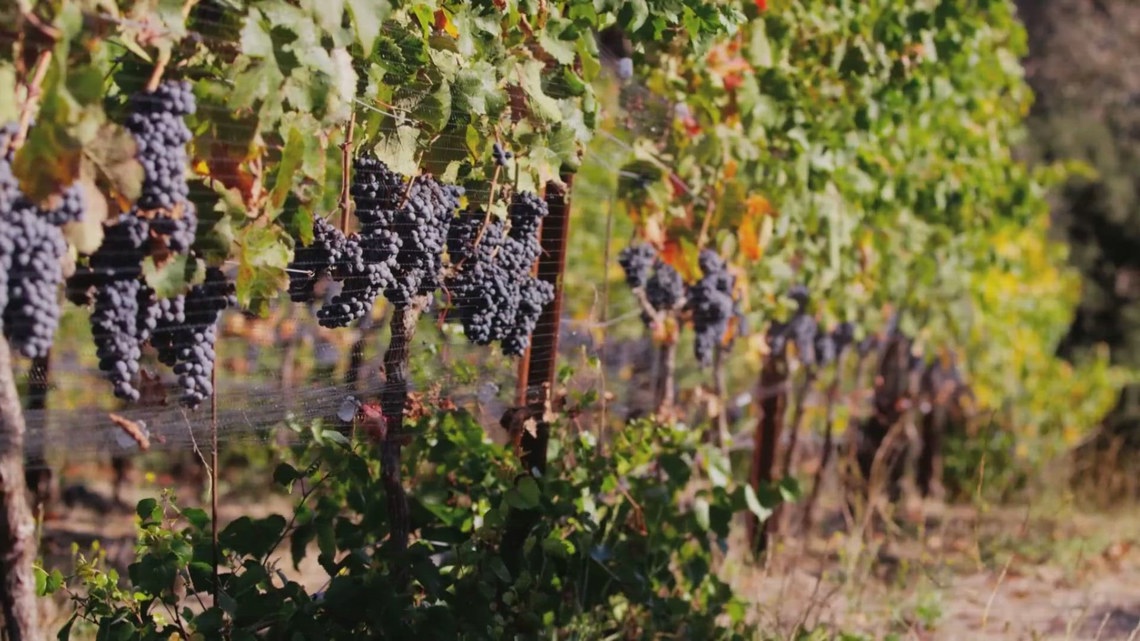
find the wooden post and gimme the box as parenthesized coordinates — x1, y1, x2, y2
(514, 178, 573, 473)
(25, 354, 52, 525)
(503, 177, 572, 572)
(748, 351, 788, 555)
(0, 338, 40, 641)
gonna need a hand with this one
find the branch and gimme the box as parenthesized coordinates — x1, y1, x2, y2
(380, 296, 429, 557)
(145, 48, 170, 93)
(338, 112, 356, 234)
(10, 50, 52, 155)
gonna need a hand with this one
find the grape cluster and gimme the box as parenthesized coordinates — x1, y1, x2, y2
(617, 242, 686, 326)
(88, 215, 150, 400)
(65, 81, 202, 400)
(317, 236, 392, 328)
(686, 249, 743, 366)
(788, 313, 818, 367)
(832, 321, 856, 358)
(124, 80, 197, 251)
(493, 143, 513, 167)
(150, 268, 235, 407)
(384, 174, 464, 307)
(2, 206, 67, 358)
(41, 184, 86, 227)
(287, 156, 462, 327)
(445, 190, 555, 356)
(643, 261, 684, 320)
(810, 321, 858, 367)
(782, 285, 818, 367)
(447, 211, 510, 345)
(287, 217, 350, 303)
(0, 120, 81, 359)
(618, 242, 655, 290)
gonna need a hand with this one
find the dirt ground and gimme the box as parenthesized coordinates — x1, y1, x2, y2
(35, 460, 1140, 641)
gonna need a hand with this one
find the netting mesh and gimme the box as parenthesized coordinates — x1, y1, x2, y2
(7, 12, 873, 472)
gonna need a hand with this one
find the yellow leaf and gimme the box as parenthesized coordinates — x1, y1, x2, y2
(724, 159, 738, 181)
(745, 194, 773, 218)
(740, 213, 761, 260)
(434, 9, 459, 38)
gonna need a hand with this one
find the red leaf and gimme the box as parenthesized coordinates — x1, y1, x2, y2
(755, 0, 767, 10)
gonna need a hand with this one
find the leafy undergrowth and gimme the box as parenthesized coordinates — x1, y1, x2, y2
(38, 413, 779, 640)
(33, 413, 1140, 641)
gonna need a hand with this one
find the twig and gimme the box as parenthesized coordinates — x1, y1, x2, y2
(802, 365, 842, 532)
(210, 362, 219, 602)
(338, 112, 356, 234)
(145, 48, 170, 93)
(472, 163, 503, 250)
(781, 368, 817, 477)
(11, 50, 52, 154)
(108, 413, 152, 451)
(980, 551, 1014, 631)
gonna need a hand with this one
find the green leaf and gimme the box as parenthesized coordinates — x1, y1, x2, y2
(743, 485, 773, 522)
(370, 125, 420, 176)
(33, 566, 47, 596)
(692, 496, 710, 531)
(516, 476, 541, 508)
(236, 225, 292, 315)
(269, 127, 306, 215)
(182, 508, 211, 532)
(274, 463, 301, 489)
(517, 60, 562, 124)
(749, 20, 773, 68)
(538, 27, 577, 65)
(347, 0, 390, 53)
(411, 80, 453, 135)
(57, 614, 77, 640)
(84, 123, 143, 204)
(778, 477, 802, 502)
(136, 498, 160, 522)
(291, 522, 316, 571)
(316, 518, 336, 564)
(45, 569, 64, 595)
(143, 254, 200, 299)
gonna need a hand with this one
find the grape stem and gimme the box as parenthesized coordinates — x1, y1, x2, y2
(145, 48, 170, 93)
(338, 112, 356, 234)
(10, 50, 52, 155)
(473, 161, 503, 250)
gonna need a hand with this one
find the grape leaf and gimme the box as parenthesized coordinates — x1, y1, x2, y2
(62, 178, 108, 255)
(236, 225, 292, 316)
(517, 59, 562, 124)
(346, 0, 390, 53)
(0, 65, 15, 124)
(268, 126, 306, 215)
(85, 123, 143, 206)
(537, 25, 577, 65)
(144, 254, 202, 299)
